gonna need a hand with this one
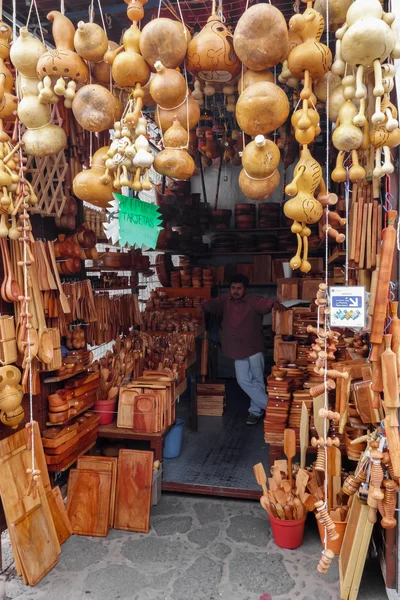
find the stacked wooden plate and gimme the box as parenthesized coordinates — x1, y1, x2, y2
(236, 234, 257, 253)
(211, 233, 235, 253)
(277, 365, 305, 389)
(256, 234, 278, 252)
(264, 376, 294, 445)
(258, 202, 280, 228)
(235, 204, 255, 229)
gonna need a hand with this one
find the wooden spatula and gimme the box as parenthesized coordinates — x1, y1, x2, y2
(47, 241, 71, 314)
(284, 428, 296, 487)
(253, 463, 268, 495)
(300, 402, 309, 469)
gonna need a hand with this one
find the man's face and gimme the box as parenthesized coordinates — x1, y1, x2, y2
(230, 282, 246, 300)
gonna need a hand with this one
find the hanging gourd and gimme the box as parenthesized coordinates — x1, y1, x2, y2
(186, 1, 240, 83)
(154, 116, 194, 181)
(141, 73, 157, 108)
(72, 84, 123, 132)
(163, 116, 188, 148)
(0, 22, 17, 120)
(332, 0, 400, 125)
(238, 135, 281, 201)
(92, 41, 118, 84)
(150, 62, 187, 109)
(234, 4, 288, 71)
(37, 11, 89, 106)
(235, 81, 289, 137)
(74, 21, 109, 63)
(73, 146, 116, 208)
(0, 366, 24, 429)
(314, 0, 352, 31)
(291, 94, 320, 146)
(283, 146, 334, 273)
(192, 80, 204, 106)
(132, 135, 154, 192)
(140, 18, 189, 69)
(107, 21, 150, 89)
(238, 69, 274, 94)
(155, 94, 200, 132)
(11, 27, 67, 157)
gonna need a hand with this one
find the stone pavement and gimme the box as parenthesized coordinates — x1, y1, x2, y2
(1, 494, 387, 600)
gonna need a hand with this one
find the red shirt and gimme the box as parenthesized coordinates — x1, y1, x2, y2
(202, 293, 274, 360)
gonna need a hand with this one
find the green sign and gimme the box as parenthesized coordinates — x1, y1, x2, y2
(115, 193, 162, 249)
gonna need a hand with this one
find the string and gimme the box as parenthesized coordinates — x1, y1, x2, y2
(97, 0, 107, 33)
(60, 0, 65, 15)
(345, 167, 350, 285)
(12, 0, 16, 40)
(26, 0, 46, 45)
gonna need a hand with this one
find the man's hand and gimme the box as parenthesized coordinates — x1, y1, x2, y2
(273, 301, 286, 312)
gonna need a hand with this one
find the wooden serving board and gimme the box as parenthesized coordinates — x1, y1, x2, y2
(118, 387, 142, 428)
(11, 504, 59, 586)
(77, 456, 117, 528)
(46, 487, 72, 545)
(42, 423, 79, 448)
(114, 449, 153, 533)
(67, 469, 111, 537)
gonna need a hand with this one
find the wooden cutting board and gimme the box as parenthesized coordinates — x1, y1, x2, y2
(46, 486, 72, 545)
(67, 469, 111, 537)
(77, 456, 117, 527)
(133, 394, 159, 433)
(114, 449, 153, 533)
(11, 504, 59, 586)
(117, 387, 142, 428)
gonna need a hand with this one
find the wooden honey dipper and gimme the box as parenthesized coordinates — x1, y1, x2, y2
(317, 549, 335, 574)
(322, 224, 345, 243)
(381, 479, 397, 529)
(311, 436, 340, 448)
(370, 448, 384, 502)
(317, 369, 348, 380)
(309, 379, 336, 398)
(382, 452, 400, 484)
(342, 470, 367, 496)
(314, 501, 339, 541)
(319, 408, 340, 422)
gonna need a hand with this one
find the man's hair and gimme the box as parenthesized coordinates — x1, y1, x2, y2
(229, 274, 249, 288)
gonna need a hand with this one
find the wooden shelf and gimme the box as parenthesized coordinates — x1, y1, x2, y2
(214, 283, 277, 287)
(98, 420, 173, 440)
(85, 266, 146, 272)
(42, 366, 92, 384)
(46, 399, 95, 427)
(47, 440, 96, 472)
(204, 227, 287, 233)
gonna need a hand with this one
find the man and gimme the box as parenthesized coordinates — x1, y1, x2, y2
(202, 274, 285, 425)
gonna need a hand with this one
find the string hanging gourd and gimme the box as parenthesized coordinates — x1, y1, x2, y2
(238, 135, 281, 201)
(0, 22, 17, 120)
(72, 146, 116, 208)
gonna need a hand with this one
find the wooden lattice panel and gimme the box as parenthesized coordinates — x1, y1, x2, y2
(25, 151, 69, 217)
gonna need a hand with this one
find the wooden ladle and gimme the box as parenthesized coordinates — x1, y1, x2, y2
(0, 238, 21, 303)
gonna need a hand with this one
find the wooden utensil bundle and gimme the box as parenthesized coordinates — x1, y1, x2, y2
(348, 181, 381, 271)
(254, 461, 314, 520)
(86, 293, 141, 346)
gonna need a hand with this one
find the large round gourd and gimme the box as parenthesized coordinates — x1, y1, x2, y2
(241, 136, 280, 179)
(236, 82, 289, 137)
(74, 21, 108, 62)
(239, 168, 280, 201)
(140, 18, 188, 69)
(72, 84, 122, 132)
(150, 61, 187, 109)
(23, 125, 67, 157)
(233, 4, 289, 71)
(156, 95, 200, 132)
(238, 69, 274, 94)
(154, 148, 195, 180)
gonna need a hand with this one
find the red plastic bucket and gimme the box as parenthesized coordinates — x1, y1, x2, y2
(269, 514, 306, 549)
(94, 398, 117, 425)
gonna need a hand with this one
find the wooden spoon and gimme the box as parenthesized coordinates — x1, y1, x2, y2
(284, 428, 296, 487)
(47, 241, 71, 313)
(2, 238, 22, 302)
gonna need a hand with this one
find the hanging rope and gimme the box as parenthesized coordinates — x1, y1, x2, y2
(26, 0, 46, 45)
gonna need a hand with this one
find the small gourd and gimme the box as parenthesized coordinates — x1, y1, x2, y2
(150, 61, 187, 109)
(133, 135, 154, 169)
(234, 4, 288, 71)
(74, 21, 109, 62)
(0, 366, 24, 429)
(73, 146, 116, 208)
(192, 80, 204, 106)
(235, 81, 289, 137)
(92, 41, 118, 84)
(108, 22, 150, 88)
(239, 168, 280, 201)
(241, 135, 280, 179)
(163, 116, 188, 148)
(154, 149, 195, 181)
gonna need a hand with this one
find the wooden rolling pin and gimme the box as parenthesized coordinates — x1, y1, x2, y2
(389, 301, 400, 382)
(370, 210, 397, 354)
(381, 333, 399, 426)
(201, 331, 208, 384)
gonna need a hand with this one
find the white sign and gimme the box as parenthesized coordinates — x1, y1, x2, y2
(330, 286, 365, 329)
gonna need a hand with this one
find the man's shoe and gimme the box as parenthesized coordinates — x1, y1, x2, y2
(246, 411, 264, 426)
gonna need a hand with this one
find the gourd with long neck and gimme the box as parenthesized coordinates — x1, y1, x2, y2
(107, 21, 150, 89)
(37, 11, 89, 106)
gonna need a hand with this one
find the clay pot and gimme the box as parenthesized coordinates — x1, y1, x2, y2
(163, 116, 188, 148)
(154, 149, 195, 180)
(239, 167, 280, 201)
(241, 136, 280, 179)
(74, 21, 108, 62)
(37, 11, 89, 83)
(150, 61, 187, 108)
(156, 94, 200, 132)
(234, 4, 289, 70)
(238, 69, 274, 94)
(72, 84, 122, 132)
(236, 82, 290, 136)
(187, 12, 241, 82)
(139, 18, 189, 69)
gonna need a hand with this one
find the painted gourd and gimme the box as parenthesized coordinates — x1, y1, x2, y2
(109, 22, 150, 88)
(238, 69, 274, 94)
(239, 168, 280, 201)
(233, 4, 289, 71)
(72, 84, 123, 132)
(37, 12, 89, 83)
(0, 22, 17, 120)
(154, 149, 195, 181)
(74, 21, 109, 62)
(73, 146, 115, 208)
(235, 81, 289, 137)
(140, 18, 189, 69)
(283, 146, 326, 272)
(150, 61, 187, 109)
(156, 94, 200, 132)
(187, 10, 240, 82)
(241, 135, 280, 179)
